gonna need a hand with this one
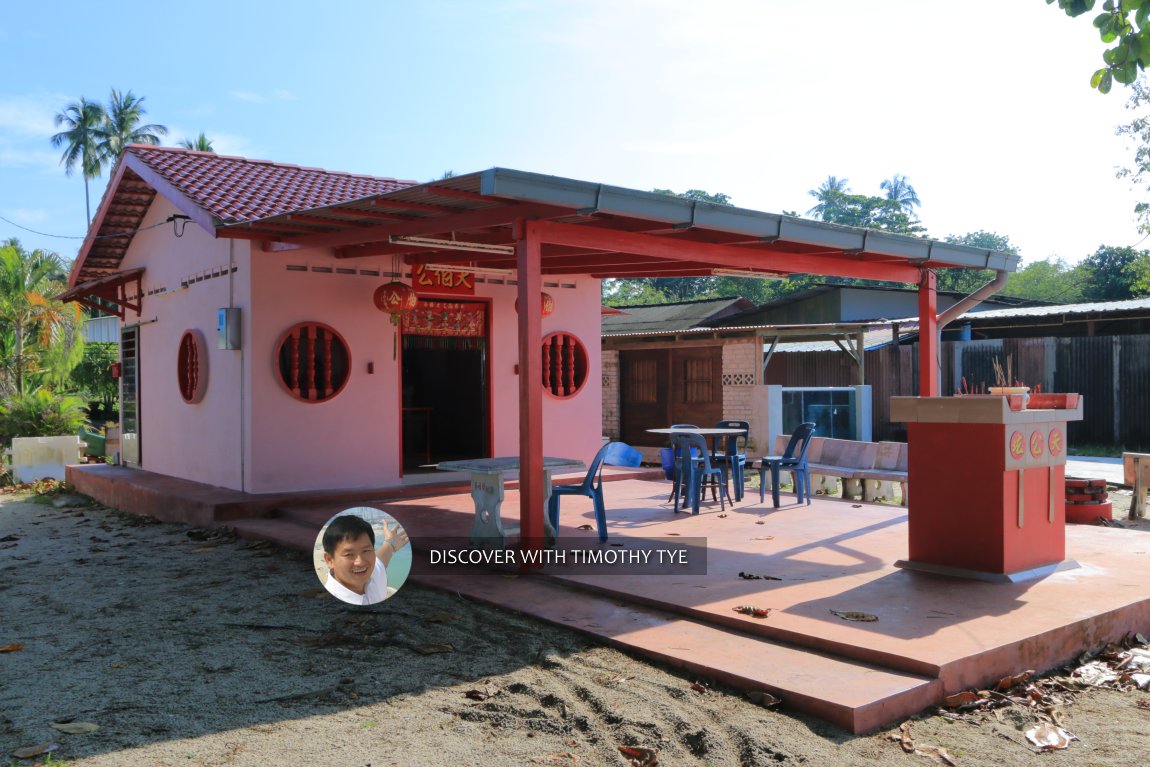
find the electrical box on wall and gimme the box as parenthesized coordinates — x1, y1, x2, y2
(218, 308, 241, 350)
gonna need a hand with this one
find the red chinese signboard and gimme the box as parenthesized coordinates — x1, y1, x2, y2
(411, 264, 475, 296)
(402, 301, 486, 337)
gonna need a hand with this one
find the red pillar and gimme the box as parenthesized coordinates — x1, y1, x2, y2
(515, 219, 546, 554)
(918, 268, 939, 397)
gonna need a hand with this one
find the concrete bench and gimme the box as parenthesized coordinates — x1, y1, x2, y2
(856, 441, 908, 505)
(762, 435, 907, 504)
(807, 438, 878, 500)
(1124, 452, 1150, 519)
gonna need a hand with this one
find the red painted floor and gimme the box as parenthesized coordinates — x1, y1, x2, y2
(67, 464, 1150, 734)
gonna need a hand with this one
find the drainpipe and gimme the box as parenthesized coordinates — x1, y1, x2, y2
(936, 269, 1010, 331)
(921, 269, 1009, 395)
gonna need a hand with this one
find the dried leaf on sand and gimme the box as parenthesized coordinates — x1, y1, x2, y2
(617, 745, 658, 766)
(464, 681, 502, 701)
(50, 721, 99, 734)
(1025, 721, 1076, 750)
(745, 691, 781, 707)
(11, 741, 59, 759)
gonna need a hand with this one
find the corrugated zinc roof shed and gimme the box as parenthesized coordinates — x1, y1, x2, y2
(770, 326, 918, 353)
(887, 296, 1150, 324)
(954, 296, 1150, 321)
(602, 297, 753, 335)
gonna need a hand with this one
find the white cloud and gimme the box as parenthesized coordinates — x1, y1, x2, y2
(0, 94, 61, 136)
(0, 145, 61, 172)
(6, 207, 48, 224)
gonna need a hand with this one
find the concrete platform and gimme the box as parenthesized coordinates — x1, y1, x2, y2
(66, 463, 1150, 734)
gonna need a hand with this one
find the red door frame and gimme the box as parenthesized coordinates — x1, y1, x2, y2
(397, 295, 494, 477)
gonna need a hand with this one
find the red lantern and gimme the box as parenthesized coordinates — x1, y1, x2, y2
(374, 282, 417, 325)
(515, 292, 555, 318)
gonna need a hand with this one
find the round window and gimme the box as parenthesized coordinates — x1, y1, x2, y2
(276, 322, 351, 402)
(177, 329, 208, 404)
(542, 332, 588, 399)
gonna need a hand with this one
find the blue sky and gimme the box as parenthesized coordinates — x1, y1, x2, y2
(0, 1, 1144, 267)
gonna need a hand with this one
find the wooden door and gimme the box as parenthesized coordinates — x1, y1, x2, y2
(619, 346, 723, 446)
(620, 349, 668, 446)
(669, 346, 722, 428)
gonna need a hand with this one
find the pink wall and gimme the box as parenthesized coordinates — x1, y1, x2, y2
(245, 251, 404, 492)
(246, 260, 604, 492)
(116, 199, 247, 490)
(118, 203, 603, 493)
(487, 280, 603, 463)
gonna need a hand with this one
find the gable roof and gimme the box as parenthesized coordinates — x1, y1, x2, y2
(72, 146, 416, 284)
(602, 297, 755, 335)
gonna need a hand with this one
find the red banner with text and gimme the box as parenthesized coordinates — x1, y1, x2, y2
(411, 264, 475, 296)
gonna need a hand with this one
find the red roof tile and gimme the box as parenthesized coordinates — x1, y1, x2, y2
(127, 145, 417, 224)
(70, 146, 418, 285)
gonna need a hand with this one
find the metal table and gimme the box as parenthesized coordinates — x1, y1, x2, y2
(647, 428, 747, 508)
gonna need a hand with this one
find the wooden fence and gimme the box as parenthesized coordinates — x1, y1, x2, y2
(763, 334, 1150, 450)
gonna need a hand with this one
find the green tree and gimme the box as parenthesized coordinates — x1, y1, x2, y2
(177, 132, 214, 151)
(1115, 77, 1150, 233)
(98, 88, 167, 164)
(812, 191, 926, 234)
(70, 342, 119, 422)
(806, 176, 850, 218)
(1078, 244, 1150, 299)
(1048, 0, 1150, 93)
(0, 239, 85, 397)
(937, 231, 1020, 292)
(1130, 252, 1150, 293)
(805, 176, 925, 235)
(880, 174, 921, 214)
(1001, 257, 1087, 302)
(604, 189, 735, 304)
(50, 97, 107, 226)
(0, 389, 89, 446)
(664, 189, 732, 205)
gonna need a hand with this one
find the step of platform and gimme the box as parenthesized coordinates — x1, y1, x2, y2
(417, 559, 940, 734)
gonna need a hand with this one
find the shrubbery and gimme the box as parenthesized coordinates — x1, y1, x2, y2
(0, 389, 89, 447)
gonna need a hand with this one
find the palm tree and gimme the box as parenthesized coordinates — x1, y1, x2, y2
(880, 174, 921, 214)
(98, 88, 167, 164)
(177, 133, 214, 152)
(806, 176, 850, 218)
(0, 239, 84, 397)
(50, 97, 107, 227)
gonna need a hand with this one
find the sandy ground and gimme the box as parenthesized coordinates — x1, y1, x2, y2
(2, 490, 1150, 767)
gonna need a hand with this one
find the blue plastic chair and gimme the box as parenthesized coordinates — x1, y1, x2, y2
(548, 441, 643, 542)
(665, 424, 699, 503)
(711, 420, 749, 502)
(759, 422, 816, 508)
(672, 432, 727, 515)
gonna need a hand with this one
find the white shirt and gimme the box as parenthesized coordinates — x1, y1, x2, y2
(324, 558, 389, 605)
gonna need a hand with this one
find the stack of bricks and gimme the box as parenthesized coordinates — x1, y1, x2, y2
(1064, 477, 1112, 523)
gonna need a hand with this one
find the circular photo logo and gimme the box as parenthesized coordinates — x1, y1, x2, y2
(313, 507, 411, 605)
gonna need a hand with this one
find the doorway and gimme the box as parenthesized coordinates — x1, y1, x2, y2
(399, 299, 490, 473)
